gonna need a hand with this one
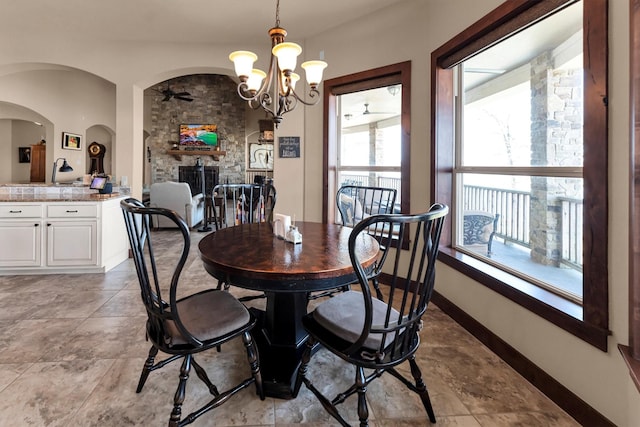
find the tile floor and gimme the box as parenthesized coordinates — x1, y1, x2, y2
(0, 229, 580, 426)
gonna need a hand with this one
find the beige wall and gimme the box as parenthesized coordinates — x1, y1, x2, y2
(0, 0, 637, 424)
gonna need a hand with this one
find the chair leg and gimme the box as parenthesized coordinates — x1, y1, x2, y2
(242, 331, 265, 400)
(294, 336, 313, 395)
(408, 356, 436, 423)
(136, 345, 159, 393)
(169, 354, 192, 427)
(192, 358, 219, 396)
(296, 338, 350, 427)
(371, 277, 384, 301)
(355, 366, 369, 427)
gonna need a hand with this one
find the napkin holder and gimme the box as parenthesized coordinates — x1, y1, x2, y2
(274, 213, 291, 239)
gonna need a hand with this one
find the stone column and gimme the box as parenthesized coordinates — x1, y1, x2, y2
(529, 51, 583, 266)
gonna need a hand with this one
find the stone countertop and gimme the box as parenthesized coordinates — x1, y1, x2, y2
(0, 183, 130, 203)
(0, 192, 125, 203)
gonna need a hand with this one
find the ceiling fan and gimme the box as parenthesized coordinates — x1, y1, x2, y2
(154, 83, 194, 102)
(344, 103, 396, 120)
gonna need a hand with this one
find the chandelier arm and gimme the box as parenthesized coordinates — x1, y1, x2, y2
(236, 83, 258, 102)
(277, 94, 298, 117)
(288, 87, 322, 106)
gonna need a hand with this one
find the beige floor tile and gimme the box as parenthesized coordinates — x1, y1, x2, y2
(0, 359, 115, 426)
(0, 229, 579, 426)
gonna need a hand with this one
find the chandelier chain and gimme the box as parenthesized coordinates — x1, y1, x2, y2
(275, 0, 281, 27)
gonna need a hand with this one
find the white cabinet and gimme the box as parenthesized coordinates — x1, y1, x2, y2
(0, 204, 43, 267)
(46, 221, 98, 266)
(0, 221, 42, 267)
(0, 198, 128, 274)
(45, 204, 98, 267)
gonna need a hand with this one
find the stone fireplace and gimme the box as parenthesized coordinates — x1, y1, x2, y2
(144, 74, 247, 186)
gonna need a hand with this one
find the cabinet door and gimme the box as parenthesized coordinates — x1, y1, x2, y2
(46, 221, 98, 266)
(0, 221, 41, 267)
(29, 145, 46, 183)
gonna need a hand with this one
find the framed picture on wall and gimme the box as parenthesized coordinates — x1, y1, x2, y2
(62, 132, 82, 150)
(249, 143, 274, 170)
(18, 147, 30, 163)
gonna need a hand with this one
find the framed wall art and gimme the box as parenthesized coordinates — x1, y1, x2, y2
(62, 132, 82, 150)
(249, 143, 274, 170)
(18, 147, 31, 163)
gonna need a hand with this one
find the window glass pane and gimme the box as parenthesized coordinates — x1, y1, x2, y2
(456, 172, 583, 301)
(341, 131, 370, 166)
(336, 85, 403, 223)
(462, 1, 583, 168)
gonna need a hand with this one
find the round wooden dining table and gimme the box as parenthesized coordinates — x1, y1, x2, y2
(198, 221, 379, 399)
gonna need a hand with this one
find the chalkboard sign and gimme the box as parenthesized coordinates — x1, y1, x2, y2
(278, 136, 301, 158)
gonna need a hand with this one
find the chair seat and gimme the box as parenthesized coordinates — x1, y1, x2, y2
(313, 290, 400, 350)
(165, 289, 250, 347)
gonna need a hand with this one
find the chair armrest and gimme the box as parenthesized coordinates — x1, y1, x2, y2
(192, 193, 204, 205)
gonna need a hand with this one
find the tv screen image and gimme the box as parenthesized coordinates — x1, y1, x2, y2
(179, 124, 218, 146)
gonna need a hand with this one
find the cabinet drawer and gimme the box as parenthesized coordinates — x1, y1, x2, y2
(0, 204, 42, 218)
(47, 204, 97, 218)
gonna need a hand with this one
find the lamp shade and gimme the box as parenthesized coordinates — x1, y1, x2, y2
(229, 51, 258, 79)
(59, 160, 73, 172)
(301, 60, 328, 86)
(246, 69, 267, 93)
(272, 42, 302, 72)
(288, 72, 300, 90)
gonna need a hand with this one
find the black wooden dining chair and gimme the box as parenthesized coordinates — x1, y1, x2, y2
(296, 203, 448, 426)
(212, 183, 276, 229)
(309, 185, 398, 301)
(211, 183, 276, 302)
(120, 198, 264, 427)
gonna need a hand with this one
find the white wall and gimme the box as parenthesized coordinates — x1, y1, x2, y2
(0, 120, 11, 183)
(0, 69, 115, 183)
(0, 0, 637, 424)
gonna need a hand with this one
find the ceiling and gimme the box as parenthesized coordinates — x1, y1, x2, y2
(2, 0, 407, 45)
(3, 0, 580, 128)
(2, 0, 408, 127)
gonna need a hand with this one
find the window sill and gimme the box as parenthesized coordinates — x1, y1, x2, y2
(438, 247, 609, 351)
(619, 345, 640, 394)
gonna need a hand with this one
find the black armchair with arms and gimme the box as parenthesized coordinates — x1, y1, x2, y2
(295, 203, 449, 426)
(120, 198, 264, 427)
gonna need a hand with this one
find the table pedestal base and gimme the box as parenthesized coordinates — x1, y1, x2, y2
(250, 291, 309, 399)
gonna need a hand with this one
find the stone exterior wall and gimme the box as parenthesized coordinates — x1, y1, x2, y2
(529, 51, 583, 266)
(145, 74, 247, 187)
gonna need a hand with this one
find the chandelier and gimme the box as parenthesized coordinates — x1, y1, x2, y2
(229, 0, 327, 127)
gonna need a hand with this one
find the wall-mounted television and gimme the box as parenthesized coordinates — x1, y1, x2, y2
(179, 124, 218, 147)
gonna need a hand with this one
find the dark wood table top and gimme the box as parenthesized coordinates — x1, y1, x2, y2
(198, 221, 379, 292)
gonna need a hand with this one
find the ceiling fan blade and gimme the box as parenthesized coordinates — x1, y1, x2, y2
(175, 96, 194, 102)
(361, 103, 395, 115)
(174, 91, 191, 97)
(162, 95, 172, 102)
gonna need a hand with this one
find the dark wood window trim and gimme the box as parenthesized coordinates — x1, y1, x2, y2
(322, 61, 411, 224)
(621, 0, 640, 393)
(431, 0, 609, 350)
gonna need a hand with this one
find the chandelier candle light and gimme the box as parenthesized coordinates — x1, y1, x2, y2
(229, 0, 327, 127)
